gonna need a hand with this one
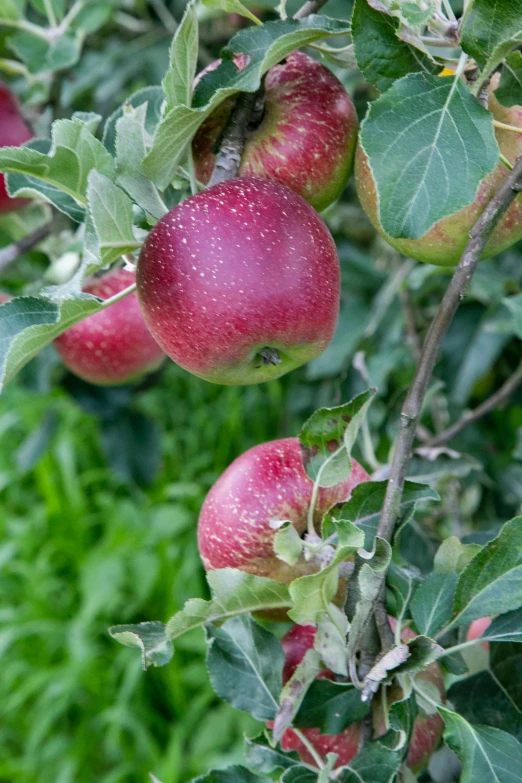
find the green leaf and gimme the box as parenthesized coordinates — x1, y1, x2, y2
(206, 615, 283, 721)
(86, 171, 142, 266)
(143, 15, 351, 189)
(395, 635, 443, 676)
(0, 0, 24, 22)
(461, 0, 522, 82)
(6, 139, 85, 222)
(359, 72, 500, 240)
(448, 642, 522, 738)
(434, 537, 482, 575)
(201, 0, 261, 28)
(387, 563, 422, 627)
(346, 538, 391, 663)
(332, 479, 439, 548)
(480, 608, 522, 643)
(451, 518, 522, 628)
(115, 104, 168, 221)
(314, 613, 348, 676)
(352, 0, 438, 93)
(287, 521, 364, 626)
(103, 86, 165, 156)
(245, 734, 299, 774)
(440, 707, 522, 781)
(410, 571, 458, 637)
(166, 569, 291, 641)
(8, 28, 82, 74)
(273, 648, 322, 741)
(501, 295, 522, 340)
(281, 768, 317, 783)
(337, 741, 402, 782)
(295, 679, 369, 733)
(299, 389, 376, 487)
(0, 118, 114, 208)
(496, 51, 522, 107)
(163, 0, 199, 109)
(274, 522, 304, 567)
(0, 294, 102, 392)
(193, 767, 271, 783)
(107, 620, 173, 669)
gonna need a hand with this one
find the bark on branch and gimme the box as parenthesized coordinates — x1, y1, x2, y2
(0, 223, 51, 274)
(377, 154, 522, 544)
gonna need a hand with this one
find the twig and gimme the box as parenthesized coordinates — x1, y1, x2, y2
(377, 153, 522, 545)
(422, 359, 522, 448)
(0, 223, 51, 273)
(293, 0, 328, 18)
(207, 92, 258, 186)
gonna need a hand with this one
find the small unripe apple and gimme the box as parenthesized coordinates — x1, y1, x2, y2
(197, 437, 370, 583)
(275, 623, 445, 772)
(137, 177, 340, 385)
(467, 617, 491, 651)
(193, 52, 358, 212)
(355, 75, 522, 266)
(0, 83, 32, 214)
(54, 269, 164, 385)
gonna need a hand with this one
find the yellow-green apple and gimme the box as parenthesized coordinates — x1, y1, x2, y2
(275, 623, 445, 772)
(192, 52, 359, 212)
(137, 177, 341, 385)
(54, 268, 164, 385)
(0, 83, 32, 213)
(197, 437, 370, 583)
(355, 75, 522, 266)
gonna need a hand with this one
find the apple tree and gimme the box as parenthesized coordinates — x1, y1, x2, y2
(1, 0, 522, 781)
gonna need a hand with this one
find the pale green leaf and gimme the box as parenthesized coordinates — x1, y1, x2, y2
(163, 0, 199, 108)
(108, 621, 173, 669)
(86, 170, 141, 266)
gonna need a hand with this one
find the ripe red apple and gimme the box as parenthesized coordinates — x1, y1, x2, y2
(467, 617, 491, 651)
(275, 624, 445, 772)
(192, 52, 358, 212)
(0, 292, 10, 303)
(137, 177, 340, 385)
(355, 74, 522, 266)
(197, 437, 370, 584)
(54, 268, 164, 385)
(0, 83, 32, 214)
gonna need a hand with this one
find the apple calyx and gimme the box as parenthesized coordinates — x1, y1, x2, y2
(256, 347, 281, 367)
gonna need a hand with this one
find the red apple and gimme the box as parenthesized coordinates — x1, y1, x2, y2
(54, 268, 164, 385)
(467, 617, 491, 651)
(275, 623, 445, 772)
(197, 437, 370, 583)
(137, 177, 340, 385)
(0, 292, 10, 303)
(0, 83, 32, 214)
(355, 74, 522, 266)
(193, 52, 358, 212)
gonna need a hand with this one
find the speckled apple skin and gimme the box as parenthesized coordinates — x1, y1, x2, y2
(54, 269, 164, 386)
(137, 178, 340, 385)
(197, 437, 370, 583)
(0, 83, 32, 214)
(193, 52, 358, 212)
(355, 75, 522, 266)
(275, 623, 446, 772)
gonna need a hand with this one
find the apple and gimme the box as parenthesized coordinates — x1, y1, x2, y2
(0, 83, 32, 214)
(197, 437, 370, 584)
(137, 177, 340, 385)
(467, 617, 491, 651)
(54, 268, 164, 385)
(192, 52, 359, 212)
(275, 623, 445, 772)
(0, 292, 10, 303)
(355, 74, 522, 266)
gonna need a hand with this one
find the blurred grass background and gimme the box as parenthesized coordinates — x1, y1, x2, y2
(0, 0, 521, 781)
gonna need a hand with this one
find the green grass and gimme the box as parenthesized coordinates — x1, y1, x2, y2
(0, 364, 293, 783)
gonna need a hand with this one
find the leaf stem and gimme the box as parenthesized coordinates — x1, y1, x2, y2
(436, 638, 485, 656)
(494, 120, 522, 135)
(101, 282, 136, 308)
(293, 728, 326, 770)
(43, 0, 58, 28)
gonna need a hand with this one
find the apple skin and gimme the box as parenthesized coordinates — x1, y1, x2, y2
(274, 623, 445, 772)
(0, 83, 32, 214)
(137, 177, 340, 385)
(192, 52, 358, 212)
(467, 617, 491, 651)
(355, 75, 522, 266)
(54, 269, 165, 386)
(197, 437, 370, 584)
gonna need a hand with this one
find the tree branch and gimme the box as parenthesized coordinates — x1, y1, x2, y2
(377, 154, 522, 544)
(293, 0, 328, 19)
(0, 223, 51, 274)
(422, 358, 522, 448)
